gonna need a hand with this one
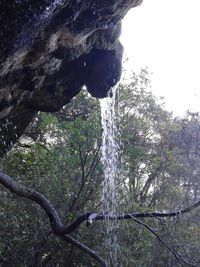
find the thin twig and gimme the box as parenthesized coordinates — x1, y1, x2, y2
(129, 215, 196, 267)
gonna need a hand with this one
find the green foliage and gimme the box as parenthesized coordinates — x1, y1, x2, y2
(1, 74, 200, 266)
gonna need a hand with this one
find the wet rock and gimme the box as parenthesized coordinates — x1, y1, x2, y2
(0, 0, 142, 156)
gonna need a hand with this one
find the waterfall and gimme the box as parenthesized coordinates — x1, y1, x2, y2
(100, 87, 122, 267)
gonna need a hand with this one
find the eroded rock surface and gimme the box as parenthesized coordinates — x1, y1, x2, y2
(0, 0, 142, 156)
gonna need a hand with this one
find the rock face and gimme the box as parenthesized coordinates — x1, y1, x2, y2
(0, 0, 142, 156)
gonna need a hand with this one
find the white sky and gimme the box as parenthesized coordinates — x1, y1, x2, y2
(120, 0, 200, 116)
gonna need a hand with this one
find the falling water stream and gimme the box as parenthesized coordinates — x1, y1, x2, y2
(100, 87, 122, 267)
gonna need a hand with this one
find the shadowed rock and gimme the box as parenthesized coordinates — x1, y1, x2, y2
(0, 0, 142, 156)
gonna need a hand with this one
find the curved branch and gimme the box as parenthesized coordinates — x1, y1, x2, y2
(0, 170, 106, 267)
(0, 170, 63, 233)
(1, 169, 200, 267)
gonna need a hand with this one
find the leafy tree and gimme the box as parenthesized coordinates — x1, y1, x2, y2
(1, 72, 200, 266)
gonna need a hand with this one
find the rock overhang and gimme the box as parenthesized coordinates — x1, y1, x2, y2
(0, 0, 142, 156)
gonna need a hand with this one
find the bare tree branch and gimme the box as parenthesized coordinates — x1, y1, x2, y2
(129, 215, 196, 267)
(65, 199, 200, 232)
(0, 170, 63, 233)
(62, 235, 107, 267)
(0, 170, 107, 267)
(1, 169, 200, 266)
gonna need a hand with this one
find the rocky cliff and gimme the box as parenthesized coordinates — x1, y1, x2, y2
(0, 0, 142, 156)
